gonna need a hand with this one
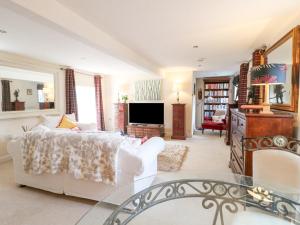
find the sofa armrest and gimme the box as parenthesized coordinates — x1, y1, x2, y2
(7, 138, 22, 158)
(136, 137, 165, 160)
(118, 137, 165, 177)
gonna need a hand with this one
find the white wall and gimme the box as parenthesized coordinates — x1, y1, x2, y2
(162, 71, 194, 138)
(195, 78, 204, 129)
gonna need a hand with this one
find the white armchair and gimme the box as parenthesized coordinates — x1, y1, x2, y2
(232, 136, 300, 225)
(253, 149, 300, 193)
(243, 136, 300, 194)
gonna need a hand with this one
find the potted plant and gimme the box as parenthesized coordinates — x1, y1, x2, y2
(14, 89, 20, 102)
(121, 95, 128, 103)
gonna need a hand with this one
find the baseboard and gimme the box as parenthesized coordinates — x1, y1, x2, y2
(0, 154, 11, 164)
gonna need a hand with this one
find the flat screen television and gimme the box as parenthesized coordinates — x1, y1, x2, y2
(129, 103, 164, 125)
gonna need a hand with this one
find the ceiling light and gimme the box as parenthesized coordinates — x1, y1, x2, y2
(197, 58, 206, 62)
(193, 45, 198, 48)
(0, 29, 7, 34)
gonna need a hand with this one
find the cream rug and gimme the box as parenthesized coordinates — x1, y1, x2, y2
(158, 144, 188, 172)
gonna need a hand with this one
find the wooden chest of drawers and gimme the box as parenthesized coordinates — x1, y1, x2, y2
(172, 104, 186, 140)
(114, 103, 128, 133)
(11, 101, 25, 111)
(230, 109, 294, 176)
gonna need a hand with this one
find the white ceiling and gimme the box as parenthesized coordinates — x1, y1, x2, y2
(0, 5, 150, 76)
(1, 0, 300, 76)
(57, 0, 300, 74)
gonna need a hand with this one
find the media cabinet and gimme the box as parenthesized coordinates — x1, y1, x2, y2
(127, 124, 164, 138)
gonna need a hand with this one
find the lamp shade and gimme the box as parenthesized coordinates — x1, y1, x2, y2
(251, 64, 287, 85)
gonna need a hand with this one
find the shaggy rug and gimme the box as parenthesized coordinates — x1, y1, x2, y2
(158, 144, 189, 172)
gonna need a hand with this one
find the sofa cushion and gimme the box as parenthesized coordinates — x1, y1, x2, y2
(57, 115, 78, 129)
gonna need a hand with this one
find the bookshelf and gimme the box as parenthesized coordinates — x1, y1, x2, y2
(204, 80, 229, 118)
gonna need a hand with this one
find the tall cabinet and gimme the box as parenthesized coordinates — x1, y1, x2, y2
(172, 104, 186, 140)
(114, 103, 128, 134)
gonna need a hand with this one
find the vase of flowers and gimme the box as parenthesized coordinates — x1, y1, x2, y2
(121, 95, 128, 103)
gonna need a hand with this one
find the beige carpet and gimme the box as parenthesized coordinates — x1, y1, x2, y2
(158, 144, 188, 171)
(0, 133, 230, 225)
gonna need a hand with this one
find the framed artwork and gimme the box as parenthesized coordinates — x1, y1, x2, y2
(27, 89, 32, 95)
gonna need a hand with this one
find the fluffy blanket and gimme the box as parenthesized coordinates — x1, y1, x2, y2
(21, 130, 129, 184)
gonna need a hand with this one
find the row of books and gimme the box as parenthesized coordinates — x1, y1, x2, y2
(205, 83, 229, 89)
(204, 104, 227, 110)
(204, 111, 214, 117)
(205, 90, 228, 96)
(204, 98, 228, 103)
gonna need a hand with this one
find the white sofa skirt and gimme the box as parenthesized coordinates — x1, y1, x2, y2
(7, 137, 165, 201)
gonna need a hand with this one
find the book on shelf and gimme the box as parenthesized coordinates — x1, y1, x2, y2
(204, 90, 228, 96)
(204, 104, 227, 111)
(204, 97, 228, 103)
(204, 82, 229, 90)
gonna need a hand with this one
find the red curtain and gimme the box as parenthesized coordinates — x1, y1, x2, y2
(94, 75, 105, 130)
(65, 69, 78, 120)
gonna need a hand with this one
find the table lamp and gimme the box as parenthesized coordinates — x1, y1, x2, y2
(173, 81, 182, 103)
(251, 63, 287, 114)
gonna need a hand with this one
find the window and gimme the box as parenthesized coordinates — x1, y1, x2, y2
(75, 73, 96, 123)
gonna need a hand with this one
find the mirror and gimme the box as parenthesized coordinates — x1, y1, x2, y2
(264, 26, 300, 112)
(268, 37, 292, 105)
(0, 65, 55, 112)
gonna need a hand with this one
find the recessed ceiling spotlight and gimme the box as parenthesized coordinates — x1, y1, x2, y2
(193, 45, 198, 48)
(0, 29, 7, 34)
(197, 58, 206, 62)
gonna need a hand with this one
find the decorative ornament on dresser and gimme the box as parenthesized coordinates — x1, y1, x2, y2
(13, 89, 20, 102)
(121, 95, 128, 103)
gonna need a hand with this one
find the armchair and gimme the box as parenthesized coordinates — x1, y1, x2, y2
(242, 136, 300, 194)
(201, 110, 226, 137)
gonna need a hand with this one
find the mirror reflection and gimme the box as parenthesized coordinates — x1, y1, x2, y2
(0, 66, 55, 112)
(267, 37, 292, 105)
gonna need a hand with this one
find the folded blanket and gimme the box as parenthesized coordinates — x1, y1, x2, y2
(21, 130, 128, 184)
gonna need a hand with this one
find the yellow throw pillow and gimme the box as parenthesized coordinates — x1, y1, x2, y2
(57, 115, 78, 129)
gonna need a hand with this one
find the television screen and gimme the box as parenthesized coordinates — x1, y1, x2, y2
(129, 103, 164, 124)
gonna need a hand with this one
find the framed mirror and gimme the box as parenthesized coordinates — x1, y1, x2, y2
(264, 26, 300, 112)
(0, 65, 58, 117)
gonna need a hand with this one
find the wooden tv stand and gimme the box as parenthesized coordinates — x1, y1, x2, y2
(127, 124, 164, 138)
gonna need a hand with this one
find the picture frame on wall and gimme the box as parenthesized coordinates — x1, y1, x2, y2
(27, 89, 32, 95)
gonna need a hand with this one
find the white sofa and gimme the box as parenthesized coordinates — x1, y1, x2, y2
(8, 136, 165, 201)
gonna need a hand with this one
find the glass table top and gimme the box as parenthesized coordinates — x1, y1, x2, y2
(76, 171, 300, 225)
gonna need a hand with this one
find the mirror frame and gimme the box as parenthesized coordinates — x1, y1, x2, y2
(264, 25, 300, 112)
(0, 57, 61, 119)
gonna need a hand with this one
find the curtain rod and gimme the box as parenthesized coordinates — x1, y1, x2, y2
(60, 67, 98, 76)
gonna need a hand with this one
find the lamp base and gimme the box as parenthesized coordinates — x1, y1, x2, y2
(260, 103, 273, 115)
